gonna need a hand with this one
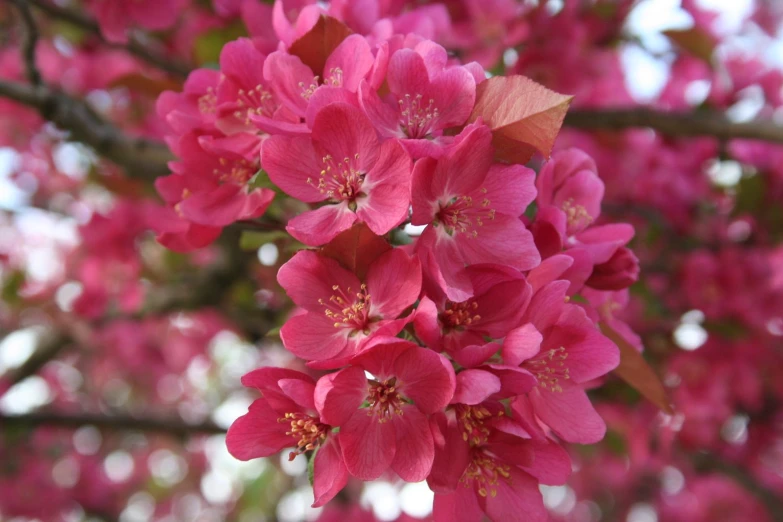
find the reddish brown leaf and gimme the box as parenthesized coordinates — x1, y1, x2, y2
(663, 28, 717, 64)
(288, 16, 353, 77)
(320, 223, 392, 279)
(109, 73, 183, 98)
(600, 322, 675, 414)
(468, 75, 573, 164)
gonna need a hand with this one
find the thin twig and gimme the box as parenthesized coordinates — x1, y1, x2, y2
(565, 108, 783, 144)
(26, 0, 191, 78)
(9, 0, 43, 86)
(0, 79, 172, 179)
(0, 411, 226, 436)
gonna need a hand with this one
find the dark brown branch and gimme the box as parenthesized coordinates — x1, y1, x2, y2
(1, 332, 69, 390)
(0, 411, 226, 436)
(0, 79, 172, 179)
(9, 0, 43, 86)
(565, 108, 783, 144)
(26, 0, 191, 78)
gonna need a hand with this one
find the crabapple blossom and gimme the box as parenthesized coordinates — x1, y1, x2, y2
(262, 103, 412, 244)
(13, 0, 783, 520)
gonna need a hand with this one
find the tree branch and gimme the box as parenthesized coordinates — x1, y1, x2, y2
(565, 108, 783, 144)
(0, 332, 69, 392)
(9, 0, 43, 86)
(0, 79, 172, 179)
(26, 0, 192, 78)
(0, 411, 226, 436)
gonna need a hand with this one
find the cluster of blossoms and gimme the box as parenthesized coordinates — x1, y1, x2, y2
(5, 0, 783, 520)
(153, 7, 643, 518)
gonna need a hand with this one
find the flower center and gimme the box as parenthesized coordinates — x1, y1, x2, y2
(307, 154, 366, 203)
(299, 67, 344, 101)
(278, 412, 329, 460)
(523, 346, 570, 392)
(457, 405, 499, 446)
(366, 378, 405, 422)
(398, 93, 440, 139)
(441, 300, 481, 330)
(461, 451, 511, 498)
(318, 284, 371, 332)
(213, 157, 255, 184)
(437, 189, 495, 237)
(197, 87, 217, 115)
(232, 84, 278, 124)
(561, 198, 593, 231)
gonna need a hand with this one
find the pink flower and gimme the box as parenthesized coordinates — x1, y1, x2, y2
(503, 303, 620, 443)
(315, 338, 455, 481)
(157, 69, 221, 137)
(215, 38, 297, 135)
(277, 248, 421, 367)
(227, 368, 348, 507)
(272, 0, 323, 48)
(585, 246, 640, 290)
(411, 123, 540, 300)
(359, 42, 476, 157)
(262, 103, 412, 245)
(88, 0, 189, 43)
(262, 34, 374, 122)
(428, 405, 570, 522)
(414, 265, 531, 354)
(446, 0, 530, 68)
(158, 133, 275, 227)
(535, 148, 604, 237)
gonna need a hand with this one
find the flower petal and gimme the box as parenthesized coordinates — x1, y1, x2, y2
(340, 411, 396, 480)
(286, 203, 358, 246)
(312, 437, 349, 507)
(530, 383, 607, 444)
(391, 406, 435, 482)
(366, 248, 421, 319)
(226, 400, 293, 460)
(452, 369, 501, 405)
(314, 366, 367, 426)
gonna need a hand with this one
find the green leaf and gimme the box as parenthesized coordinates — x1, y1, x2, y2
(194, 22, 248, 65)
(307, 446, 317, 486)
(265, 326, 281, 339)
(2, 270, 25, 306)
(248, 170, 279, 191)
(239, 230, 289, 251)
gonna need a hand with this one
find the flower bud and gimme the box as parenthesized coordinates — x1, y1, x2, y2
(586, 247, 640, 290)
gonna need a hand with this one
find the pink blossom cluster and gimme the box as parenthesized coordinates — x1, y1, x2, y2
(0, 426, 210, 521)
(147, 9, 649, 519)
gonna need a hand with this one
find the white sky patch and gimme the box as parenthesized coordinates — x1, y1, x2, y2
(362, 482, 402, 521)
(0, 147, 27, 210)
(0, 376, 53, 413)
(621, 45, 671, 102)
(258, 243, 279, 266)
(628, 503, 658, 522)
(0, 327, 40, 372)
(695, 0, 753, 35)
(706, 159, 743, 187)
(399, 482, 434, 518)
(674, 309, 708, 350)
(104, 451, 135, 483)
